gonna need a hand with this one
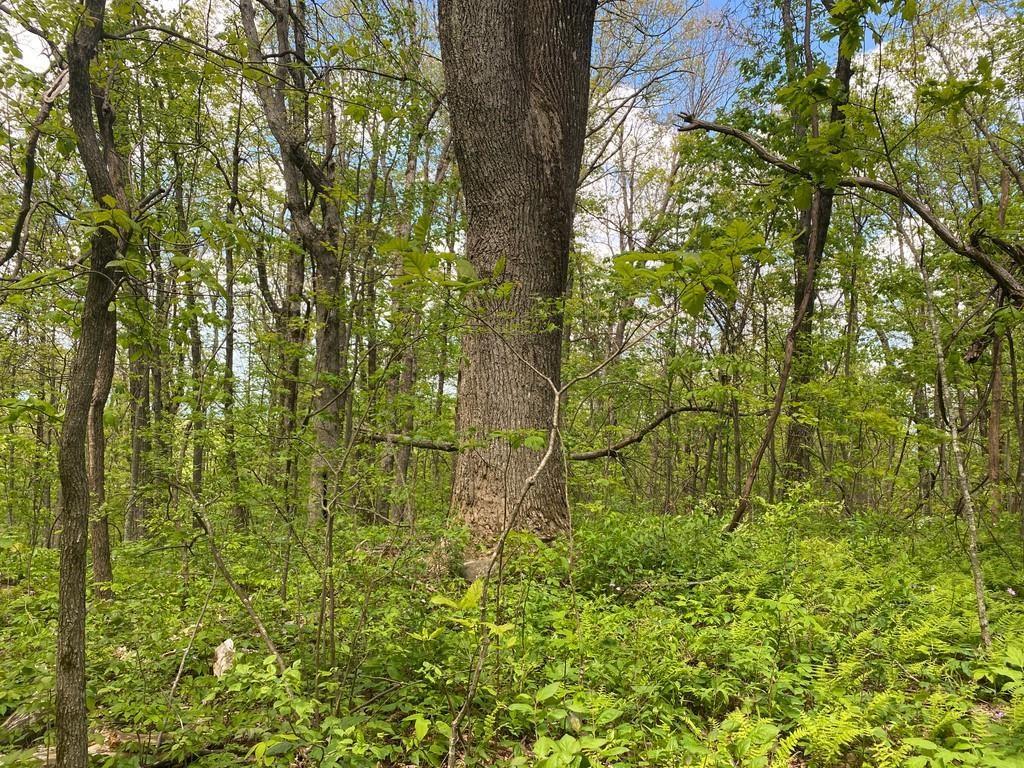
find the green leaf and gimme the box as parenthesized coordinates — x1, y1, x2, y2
(434, 721, 452, 738)
(458, 579, 484, 610)
(596, 707, 623, 725)
(523, 432, 547, 451)
(454, 257, 478, 281)
(265, 739, 294, 756)
(905, 737, 939, 752)
(344, 103, 368, 123)
(792, 182, 814, 210)
(536, 681, 561, 702)
(681, 285, 707, 317)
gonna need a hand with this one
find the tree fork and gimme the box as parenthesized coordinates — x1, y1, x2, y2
(58, 1, 129, 762)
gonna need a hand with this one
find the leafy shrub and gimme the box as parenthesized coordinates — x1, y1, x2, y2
(4, 500, 1024, 766)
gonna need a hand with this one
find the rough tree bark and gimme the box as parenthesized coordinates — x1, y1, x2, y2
(58, 1, 126, 763)
(88, 306, 116, 594)
(439, 0, 596, 547)
(782, 0, 852, 480)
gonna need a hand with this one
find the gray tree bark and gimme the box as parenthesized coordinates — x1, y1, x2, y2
(439, 0, 596, 546)
(88, 306, 116, 594)
(58, 1, 125, 763)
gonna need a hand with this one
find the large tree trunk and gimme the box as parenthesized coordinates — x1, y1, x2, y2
(439, 0, 596, 547)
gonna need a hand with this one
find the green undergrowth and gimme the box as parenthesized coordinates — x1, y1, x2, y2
(2, 498, 1024, 767)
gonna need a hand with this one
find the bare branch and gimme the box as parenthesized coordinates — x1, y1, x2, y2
(569, 405, 732, 460)
(678, 114, 1024, 300)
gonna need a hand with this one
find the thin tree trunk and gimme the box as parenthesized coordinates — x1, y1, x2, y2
(781, 0, 852, 480)
(58, 1, 124, 762)
(224, 92, 246, 527)
(1008, 332, 1024, 518)
(257, 235, 306, 523)
(88, 307, 116, 594)
(57, 249, 116, 768)
(727, 210, 820, 531)
(238, 0, 343, 527)
(307, 246, 342, 524)
(918, 249, 991, 649)
(150, 245, 172, 511)
(173, 170, 206, 500)
(913, 382, 933, 511)
(988, 334, 1002, 514)
(125, 329, 150, 540)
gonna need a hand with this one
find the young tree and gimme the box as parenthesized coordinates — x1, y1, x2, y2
(780, 0, 853, 479)
(239, 0, 344, 525)
(57, 0, 129, 763)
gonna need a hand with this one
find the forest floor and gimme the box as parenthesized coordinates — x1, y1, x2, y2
(2, 498, 1024, 767)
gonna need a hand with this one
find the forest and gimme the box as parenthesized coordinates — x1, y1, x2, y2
(1, 0, 1024, 765)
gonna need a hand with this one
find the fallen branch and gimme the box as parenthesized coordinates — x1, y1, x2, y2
(192, 510, 287, 677)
